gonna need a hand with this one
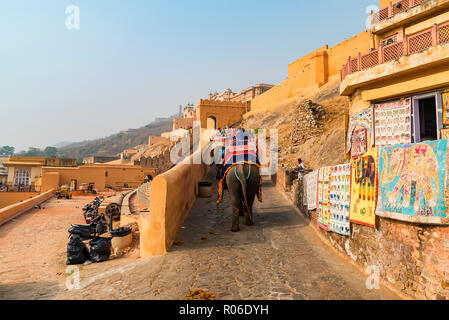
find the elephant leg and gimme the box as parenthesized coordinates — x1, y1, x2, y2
(244, 167, 259, 226)
(245, 193, 256, 226)
(239, 203, 244, 216)
(231, 198, 242, 232)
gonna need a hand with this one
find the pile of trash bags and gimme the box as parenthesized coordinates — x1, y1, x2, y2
(66, 206, 132, 265)
(67, 235, 113, 265)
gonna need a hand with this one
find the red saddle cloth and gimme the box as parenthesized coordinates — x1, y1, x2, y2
(217, 143, 263, 204)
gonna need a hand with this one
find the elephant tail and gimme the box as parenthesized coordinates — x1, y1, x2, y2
(236, 164, 252, 221)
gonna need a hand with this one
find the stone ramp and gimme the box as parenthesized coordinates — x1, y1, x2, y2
(52, 168, 399, 300)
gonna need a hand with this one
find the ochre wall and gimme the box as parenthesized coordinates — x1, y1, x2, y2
(140, 147, 211, 257)
(173, 118, 194, 130)
(196, 99, 246, 129)
(0, 189, 55, 226)
(40, 172, 60, 192)
(250, 30, 373, 112)
(41, 165, 157, 192)
(380, 0, 390, 8)
(0, 192, 39, 209)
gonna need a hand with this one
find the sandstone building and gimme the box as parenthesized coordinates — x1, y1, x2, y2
(340, 0, 449, 152)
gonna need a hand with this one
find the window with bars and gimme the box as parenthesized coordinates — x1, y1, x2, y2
(14, 169, 31, 186)
(382, 34, 398, 46)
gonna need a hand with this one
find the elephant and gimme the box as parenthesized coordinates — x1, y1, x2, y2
(225, 163, 261, 232)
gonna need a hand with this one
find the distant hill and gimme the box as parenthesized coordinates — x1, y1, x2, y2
(53, 141, 74, 149)
(57, 116, 176, 162)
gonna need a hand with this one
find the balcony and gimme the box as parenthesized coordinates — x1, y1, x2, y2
(340, 22, 449, 96)
(371, 0, 449, 34)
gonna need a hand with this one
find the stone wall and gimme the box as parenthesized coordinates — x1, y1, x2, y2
(250, 30, 373, 112)
(173, 117, 194, 131)
(139, 147, 211, 257)
(196, 99, 247, 129)
(274, 166, 449, 300)
(0, 189, 55, 226)
(0, 192, 39, 209)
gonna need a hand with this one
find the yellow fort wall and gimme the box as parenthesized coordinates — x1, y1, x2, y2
(250, 30, 373, 112)
(0, 192, 39, 209)
(40, 165, 157, 192)
(0, 189, 55, 226)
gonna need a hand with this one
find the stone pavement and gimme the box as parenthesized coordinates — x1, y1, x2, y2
(0, 169, 399, 300)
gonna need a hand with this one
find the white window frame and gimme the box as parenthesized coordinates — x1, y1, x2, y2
(14, 169, 31, 187)
(412, 92, 442, 143)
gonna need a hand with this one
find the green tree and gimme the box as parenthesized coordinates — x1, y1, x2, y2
(0, 146, 15, 156)
(43, 146, 57, 158)
(19, 147, 43, 157)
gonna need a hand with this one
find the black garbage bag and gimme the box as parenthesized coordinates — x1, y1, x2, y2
(110, 226, 132, 238)
(66, 235, 90, 265)
(89, 237, 112, 263)
(68, 224, 93, 239)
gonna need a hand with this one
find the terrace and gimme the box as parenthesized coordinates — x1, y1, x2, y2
(340, 21, 449, 96)
(370, 0, 449, 34)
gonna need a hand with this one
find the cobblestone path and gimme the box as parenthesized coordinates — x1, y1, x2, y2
(0, 170, 399, 300)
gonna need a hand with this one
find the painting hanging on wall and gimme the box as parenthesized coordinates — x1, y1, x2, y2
(349, 148, 378, 227)
(305, 170, 318, 210)
(351, 128, 367, 158)
(374, 98, 412, 147)
(329, 164, 351, 236)
(346, 106, 373, 154)
(442, 92, 449, 125)
(316, 167, 331, 232)
(441, 129, 449, 140)
(376, 140, 449, 225)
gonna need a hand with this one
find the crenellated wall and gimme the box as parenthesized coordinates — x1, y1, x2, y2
(250, 30, 373, 112)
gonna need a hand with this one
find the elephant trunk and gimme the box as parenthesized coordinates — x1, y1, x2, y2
(236, 164, 251, 221)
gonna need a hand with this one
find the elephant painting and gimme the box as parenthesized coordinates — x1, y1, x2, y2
(225, 163, 261, 232)
(380, 143, 439, 211)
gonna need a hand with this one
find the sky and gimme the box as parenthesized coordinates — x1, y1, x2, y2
(0, 0, 378, 152)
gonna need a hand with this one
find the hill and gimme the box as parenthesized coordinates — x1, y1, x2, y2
(57, 116, 175, 162)
(240, 79, 349, 171)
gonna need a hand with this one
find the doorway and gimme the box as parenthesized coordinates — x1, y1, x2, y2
(418, 97, 437, 141)
(207, 116, 217, 130)
(413, 93, 442, 143)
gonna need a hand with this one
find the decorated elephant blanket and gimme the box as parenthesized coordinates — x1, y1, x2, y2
(216, 143, 262, 204)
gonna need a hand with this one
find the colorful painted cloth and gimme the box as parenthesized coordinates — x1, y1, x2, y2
(316, 167, 331, 231)
(305, 171, 318, 210)
(329, 164, 351, 236)
(351, 128, 367, 158)
(376, 140, 449, 225)
(346, 107, 374, 154)
(349, 148, 378, 227)
(441, 129, 449, 139)
(442, 92, 449, 125)
(374, 98, 412, 147)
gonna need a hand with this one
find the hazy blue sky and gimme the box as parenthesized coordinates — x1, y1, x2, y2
(0, 0, 377, 152)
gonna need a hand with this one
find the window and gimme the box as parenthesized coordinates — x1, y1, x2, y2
(412, 93, 443, 143)
(382, 34, 398, 46)
(14, 169, 31, 186)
